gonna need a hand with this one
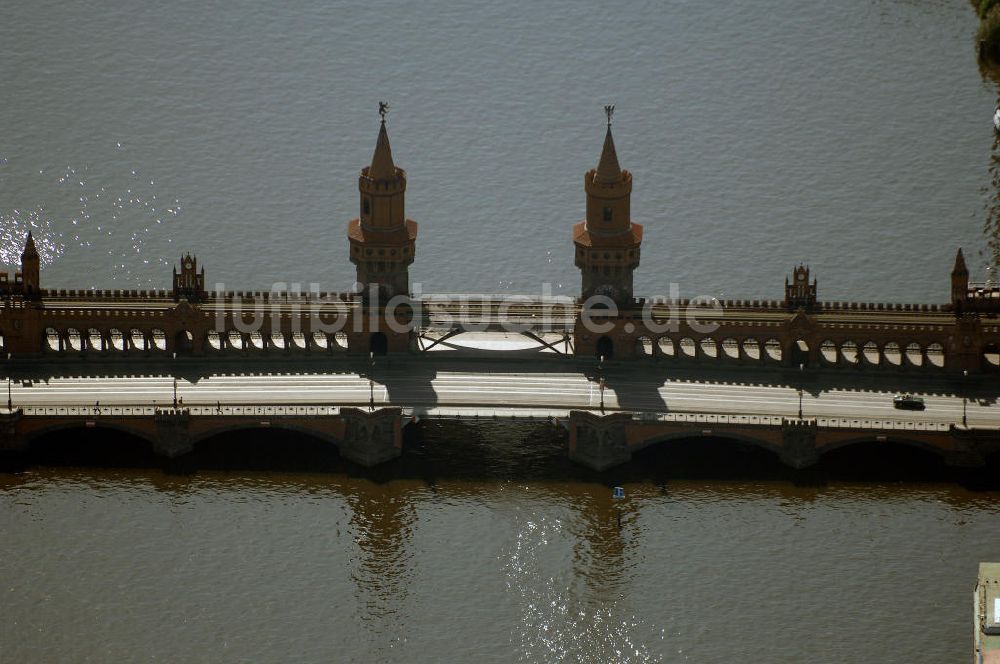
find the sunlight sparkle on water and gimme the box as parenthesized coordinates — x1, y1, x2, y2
(503, 512, 664, 663)
(0, 149, 182, 288)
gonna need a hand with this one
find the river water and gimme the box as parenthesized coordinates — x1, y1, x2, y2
(2, 1, 1000, 662)
(2, 427, 999, 663)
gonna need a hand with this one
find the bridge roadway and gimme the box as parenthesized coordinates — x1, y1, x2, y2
(6, 359, 999, 426)
(3, 357, 999, 470)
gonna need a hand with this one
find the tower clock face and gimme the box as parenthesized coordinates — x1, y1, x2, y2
(185, 261, 193, 270)
(797, 272, 806, 283)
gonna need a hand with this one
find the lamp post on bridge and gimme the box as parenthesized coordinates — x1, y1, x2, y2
(962, 369, 968, 427)
(6, 353, 11, 412)
(798, 362, 804, 420)
(598, 354, 606, 413)
(171, 351, 178, 409)
(369, 351, 375, 412)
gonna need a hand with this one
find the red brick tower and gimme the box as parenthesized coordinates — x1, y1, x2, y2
(348, 104, 418, 302)
(573, 107, 643, 306)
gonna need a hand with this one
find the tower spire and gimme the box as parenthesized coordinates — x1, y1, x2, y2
(594, 125, 622, 185)
(952, 247, 968, 276)
(369, 101, 397, 181)
(951, 247, 970, 310)
(21, 231, 38, 260)
(19, 230, 40, 299)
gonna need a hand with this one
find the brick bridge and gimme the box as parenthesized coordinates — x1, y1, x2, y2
(0, 405, 405, 468)
(0, 270, 997, 375)
(568, 410, 1000, 471)
(1, 404, 997, 472)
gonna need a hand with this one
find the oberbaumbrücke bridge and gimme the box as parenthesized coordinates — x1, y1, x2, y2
(1, 108, 998, 470)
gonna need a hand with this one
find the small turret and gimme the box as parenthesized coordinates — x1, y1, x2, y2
(20, 231, 40, 299)
(951, 248, 969, 310)
(785, 264, 817, 310)
(172, 253, 206, 302)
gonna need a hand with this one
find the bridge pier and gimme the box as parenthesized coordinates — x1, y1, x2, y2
(944, 426, 994, 468)
(568, 410, 632, 471)
(779, 418, 820, 468)
(154, 409, 193, 457)
(0, 409, 26, 453)
(943, 448, 986, 468)
(338, 407, 403, 467)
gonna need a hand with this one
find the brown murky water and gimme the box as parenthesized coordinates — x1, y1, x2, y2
(2, 424, 998, 663)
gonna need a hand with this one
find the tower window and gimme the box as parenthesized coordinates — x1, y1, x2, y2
(363, 198, 371, 216)
(603, 207, 612, 222)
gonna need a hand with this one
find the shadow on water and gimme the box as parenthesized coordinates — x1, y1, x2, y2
(4, 421, 1000, 492)
(624, 436, 1000, 491)
(8, 427, 161, 471)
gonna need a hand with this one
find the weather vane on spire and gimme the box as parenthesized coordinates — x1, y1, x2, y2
(378, 101, 389, 123)
(604, 104, 615, 128)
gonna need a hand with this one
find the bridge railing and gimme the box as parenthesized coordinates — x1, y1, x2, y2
(182, 405, 340, 416)
(635, 411, 950, 432)
(19, 405, 342, 417)
(11, 405, 955, 432)
(636, 412, 785, 426)
(813, 417, 949, 432)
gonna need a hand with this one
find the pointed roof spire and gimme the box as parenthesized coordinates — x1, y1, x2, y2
(594, 107, 622, 184)
(21, 231, 38, 260)
(594, 127, 623, 184)
(369, 101, 397, 181)
(953, 247, 968, 275)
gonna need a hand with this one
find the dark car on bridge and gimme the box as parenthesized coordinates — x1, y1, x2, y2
(893, 394, 925, 410)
